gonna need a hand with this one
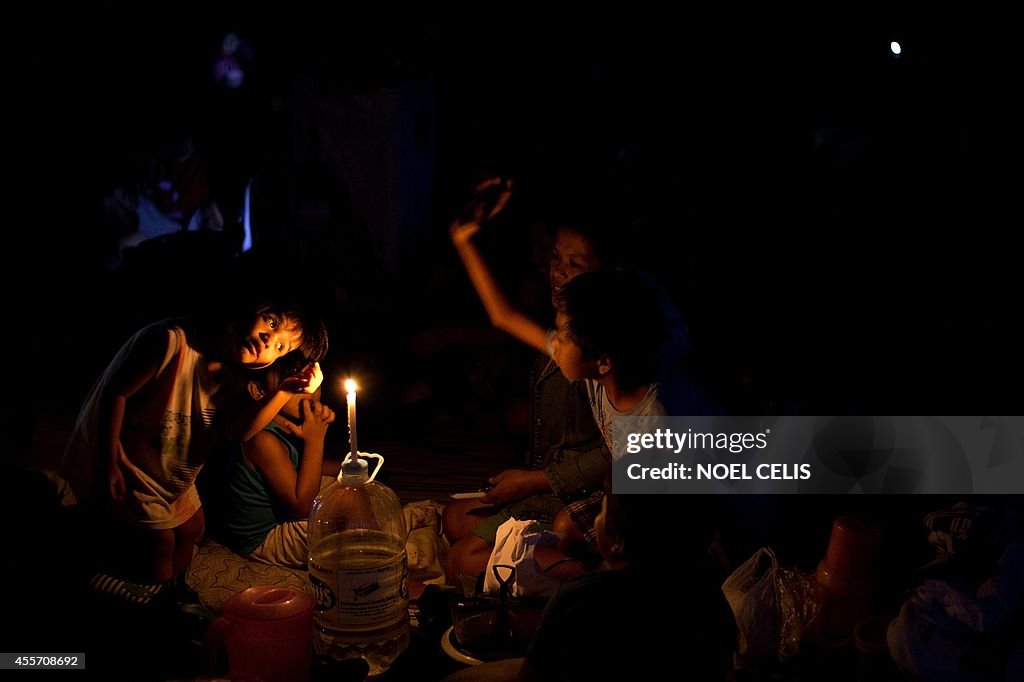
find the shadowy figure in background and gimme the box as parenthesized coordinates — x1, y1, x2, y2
(143, 130, 223, 234)
(520, 490, 735, 681)
(442, 490, 735, 682)
(217, 352, 340, 568)
(203, 29, 266, 257)
(59, 299, 328, 605)
(444, 177, 614, 585)
(102, 127, 228, 271)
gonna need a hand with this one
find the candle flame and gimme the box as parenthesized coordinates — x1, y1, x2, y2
(344, 379, 357, 393)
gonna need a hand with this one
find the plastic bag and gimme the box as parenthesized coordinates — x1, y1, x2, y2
(403, 500, 449, 586)
(722, 547, 820, 661)
(888, 540, 1024, 680)
(483, 518, 561, 598)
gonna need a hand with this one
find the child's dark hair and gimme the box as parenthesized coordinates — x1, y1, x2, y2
(554, 269, 669, 391)
(256, 301, 329, 363)
(199, 295, 329, 363)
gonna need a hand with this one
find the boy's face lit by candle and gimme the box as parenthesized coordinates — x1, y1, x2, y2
(552, 312, 601, 382)
(238, 312, 304, 368)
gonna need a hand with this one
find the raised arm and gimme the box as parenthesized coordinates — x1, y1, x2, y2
(450, 177, 550, 354)
(245, 399, 336, 519)
(224, 362, 324, 442)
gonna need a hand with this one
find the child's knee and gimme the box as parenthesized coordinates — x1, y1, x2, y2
(552, 510, 585, 555)
(442, 499, 483, 542)
(177, 507, 205, 541)
(445, 535, 492, 588)
(552, 509, 577, 539)
(152, 529, 176, 560)
(441, 501, 460, 540)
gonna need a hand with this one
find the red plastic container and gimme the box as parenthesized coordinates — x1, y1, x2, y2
(813, 516, 881, 644)
(205, 586, 315, 682)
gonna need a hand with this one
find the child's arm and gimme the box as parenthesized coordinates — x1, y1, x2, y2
(245, 399, 336, 519)
(224, 362, 324, 442)
(96, 327, 171, 501)
(450, 178, 550, 354)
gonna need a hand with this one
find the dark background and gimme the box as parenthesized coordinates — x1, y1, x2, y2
(1, 5, 1020, 677)
(7, 2, 1020, 467)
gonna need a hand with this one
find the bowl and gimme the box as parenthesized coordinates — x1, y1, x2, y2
(450, 596, 502, 648)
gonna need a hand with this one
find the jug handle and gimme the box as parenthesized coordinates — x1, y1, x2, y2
(361, 453, 384, 482)
(203, 616, 235, 675)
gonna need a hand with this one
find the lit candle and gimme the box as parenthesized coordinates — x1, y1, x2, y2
(344, 379, 358, 462)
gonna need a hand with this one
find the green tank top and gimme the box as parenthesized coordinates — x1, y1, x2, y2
(222, 420, 299, 556)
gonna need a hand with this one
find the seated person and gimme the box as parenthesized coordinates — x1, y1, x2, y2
(60, 299, 326, 598)
(445, 491, 734, 682)
(521, 490, 735, 681)
(548, 268, 716, 558)
(218, 353, 339, 567)
(445, 178, 611, 584)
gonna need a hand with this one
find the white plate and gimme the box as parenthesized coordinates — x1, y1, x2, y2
(440, 626, 485, 666)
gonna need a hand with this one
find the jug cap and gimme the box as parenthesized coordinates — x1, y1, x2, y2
(341, 456, 369, 480)
(223, 586, 315, 622)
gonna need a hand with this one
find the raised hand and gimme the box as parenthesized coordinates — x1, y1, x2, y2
(279, 361, 324, 395)
(449, 176, 514, 245)
(481, 468, 549, 506)
(279, 399, 336, 444)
